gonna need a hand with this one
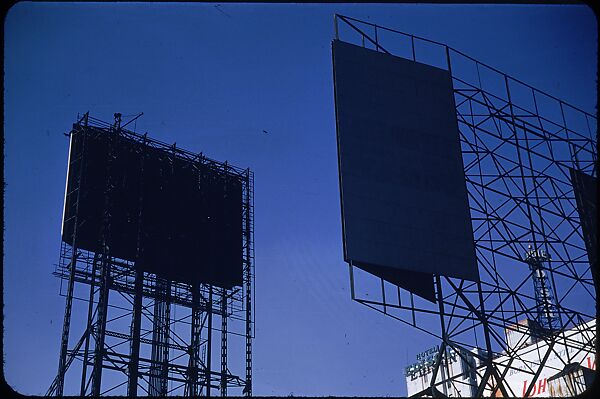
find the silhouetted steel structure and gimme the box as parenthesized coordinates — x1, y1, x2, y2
(524, 246, 561, 332)
(333, 14, 596, 397)
(47, 113, 254, 397)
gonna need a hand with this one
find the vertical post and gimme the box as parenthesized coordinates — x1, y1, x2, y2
(188, 283, 201, 396)
(129, 136, 146, 397)
(149, 286, 160, 395)
(91, 115, 118, 397)
(56, 240, 77, 395)
(381, 278, 387, 315)
(474, 279, 504, 397)
(245, 277, 252, 397)
(162, 282, 171, 395)
(128, 269, 144, 396)
(91, 256, 111, 396)
(334, 15, 339, 40)
(430, 276, 450, 396)
(188, 158, 202, 397)
(349, 263, 355, 300)
(114, 112, 122, 129)
(221, 289, 228, 396)
(149, 279, 170, 396)
(445, 46, 452, 74)
(410, 293, 416, 326)
(57, 127, 86, 396)
(206, 286, 213, 397)
(149, 140, 174, 396)
(80, 254, 99, 396)
(244, 170, 253, 397)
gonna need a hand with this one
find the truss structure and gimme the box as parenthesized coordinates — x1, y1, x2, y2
(335, 14, 597, 397)
(47, 113, 255, 397)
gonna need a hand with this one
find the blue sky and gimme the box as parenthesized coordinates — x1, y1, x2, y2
(3, 2, 597, 396)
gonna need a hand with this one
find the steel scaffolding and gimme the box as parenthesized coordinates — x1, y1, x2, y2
(334, 14, 596, 397)
(47, 113, 255, 397)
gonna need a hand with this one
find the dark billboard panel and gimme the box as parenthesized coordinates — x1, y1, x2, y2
(61, 126, 244, 289)
(569, 168, 598, 288)
(332, 40, 479, 300)
(353, 261, 437, 303)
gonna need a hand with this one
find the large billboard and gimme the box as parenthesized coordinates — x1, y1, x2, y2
(332, 40, 479, 301)
(569, 168, 598, 288)
(61, 125, 244, 289)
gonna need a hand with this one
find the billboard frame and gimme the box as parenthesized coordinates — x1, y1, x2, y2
(333, 14, 597, 397)
(47, 113, 255, 397)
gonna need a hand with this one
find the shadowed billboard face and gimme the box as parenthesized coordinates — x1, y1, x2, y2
(569, 168, 598, 289)
(61, 126, 244, 289)
(332, 40, 479, 301)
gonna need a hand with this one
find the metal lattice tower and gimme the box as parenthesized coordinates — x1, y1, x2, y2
(524, 246, 561, 332)
(47, 113, 255, 397)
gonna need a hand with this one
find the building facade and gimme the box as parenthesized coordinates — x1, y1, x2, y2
(405, 319, 596, 397)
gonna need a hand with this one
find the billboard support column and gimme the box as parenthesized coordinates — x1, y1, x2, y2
(473, 280, 509, 397)
(187, 283, 201, 396)
(56, 124, 88, 396)
(430, 275, 451, 396)
(91, 254, 111, 396)
(127, 269, 143, 396)
(221, 289, 228, 396)
(206, 286, 213, 397)
(92, 121, 119, 396)
(244, 170, 254, 397)
(128, 137, 146, 397)
(80, 253, 99, 396)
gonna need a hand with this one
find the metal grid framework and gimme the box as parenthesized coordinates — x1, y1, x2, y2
(334, 14, 597, 397)
(47, 113, 255, 397)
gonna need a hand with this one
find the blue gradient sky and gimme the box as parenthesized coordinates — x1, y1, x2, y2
(3, 3, 596, 396)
